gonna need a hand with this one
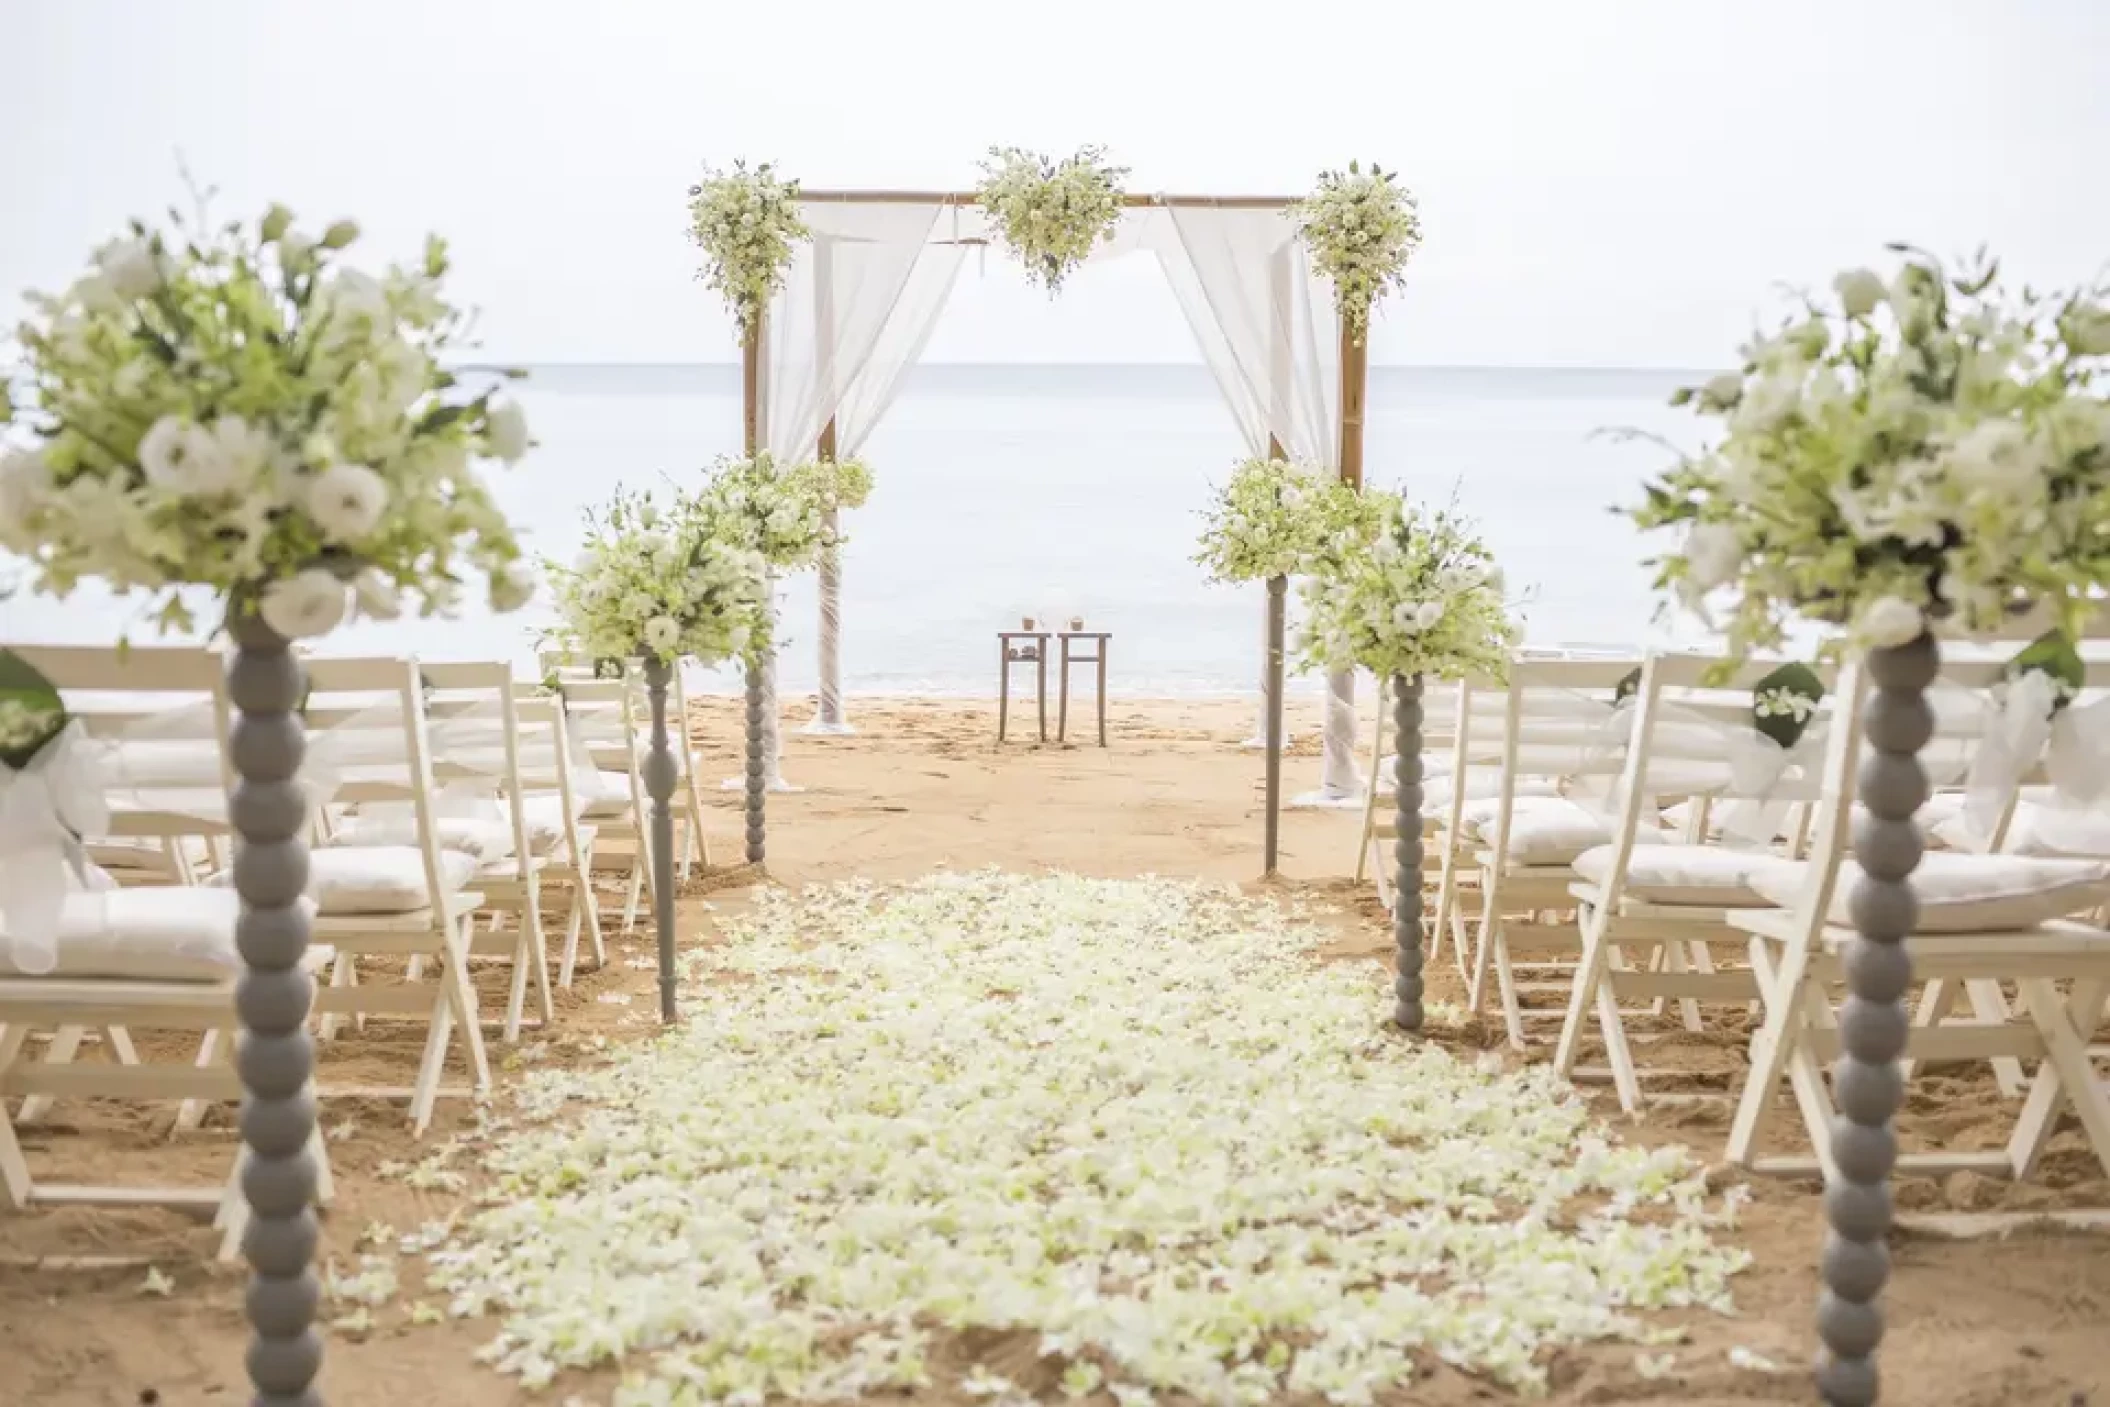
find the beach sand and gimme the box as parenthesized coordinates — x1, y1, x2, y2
(3, 694, 2106, 1406)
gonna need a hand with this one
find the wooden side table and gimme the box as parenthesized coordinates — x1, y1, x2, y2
(1057, 631, 1110, 746)
(997, 631, 1049, 742)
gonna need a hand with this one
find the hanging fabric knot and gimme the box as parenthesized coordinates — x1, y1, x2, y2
(0, 721, 114, 974)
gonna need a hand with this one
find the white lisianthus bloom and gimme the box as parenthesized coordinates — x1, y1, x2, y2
(1414, 599, 1446, 631)
(1733, 373, 1800, 433)
(352, 567, 403, 620)
(95, 238, 164, 299)
(1938, 419, 2038, 497)
(139, 414, 239, 498)
(2062, 302, 2110, 357)
(1833, 268, 1886, 319)
(0, 449, 52, 539)
(1699, 372, 1743, 410)
(307, 463, 390, 541)
(1858, 595, 1925, 649)
(1683, 522, 1744, 590)
(644, 616, 681, 651)
(489, 560, 537, 613)
(70, 272, 124, 317)
(486, 401, 531, 463)
(260, 568, 350, 639)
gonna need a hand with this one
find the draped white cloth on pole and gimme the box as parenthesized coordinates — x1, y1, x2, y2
(755, 201, 962, 738)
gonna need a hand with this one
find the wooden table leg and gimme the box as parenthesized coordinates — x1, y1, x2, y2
(1058, 636, 1071, 742)
(1036, 644, 1047, 741)
(997, 643, 1010, 743)
(1097, 641, 1108, 747)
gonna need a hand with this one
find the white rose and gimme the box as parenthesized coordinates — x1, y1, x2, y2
(317, 269, 389, 330)
(489, 560, 536, 613)
(1390, 601, 1420, 634)
(485, 401, 530, 463)
(1414, 600, 1446, 631)
(306, 463, 390, 541)
(260, 568, 350, 640)
(644, 616, 681, 652)
(352, 567, 402, 621)
(1858, 595, 1926, 650)
(1683, 522, 1743, 591)
(210, 415, 276, 487)
(1833, 268, 1886, 319)
(139, 414, 240, 498)
(1938, 419, 2036, 496)
(1733, 372, 1800, 433)
(95, 238, 164, 299)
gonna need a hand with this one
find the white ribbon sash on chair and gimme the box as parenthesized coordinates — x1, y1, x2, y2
(0, 721, 116, 973)
(1957, 675, 2110, 848)
(1566, 691, 1828, 847)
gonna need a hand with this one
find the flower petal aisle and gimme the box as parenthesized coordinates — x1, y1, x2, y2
(413, 873, 1751, 1404)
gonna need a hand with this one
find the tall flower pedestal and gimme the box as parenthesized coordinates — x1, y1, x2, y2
(1390, 673, 1426, 1032)
(225, 612, 324, 1404)
(742, 659, 766, 865)
(1262, 575, 1287, 874)
(642, 656, 681, 1023)
(1816, 634, 1930, 1406)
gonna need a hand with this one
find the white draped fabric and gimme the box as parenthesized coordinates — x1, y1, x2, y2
(748, 201, 958, 759)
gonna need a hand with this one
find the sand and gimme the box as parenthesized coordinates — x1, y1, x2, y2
(3, 694, 2107, 1407)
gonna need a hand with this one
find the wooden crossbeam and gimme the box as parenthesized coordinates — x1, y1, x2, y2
(795, 189, 1298, 210)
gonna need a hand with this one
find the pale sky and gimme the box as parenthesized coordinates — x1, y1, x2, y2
(5, 0, 2105, 367)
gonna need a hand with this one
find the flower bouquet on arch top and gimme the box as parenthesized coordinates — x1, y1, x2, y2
(685, 159, 808, 337)
(1194, 454, 1377, 585)
(975, 145, 1129, 294)
(1295, 160, 1423, 346)
(1627, 245, 2110, 668)
(1298, 489, 1521, 689)
(546, 485, 766, 668)
(0, 192, 535, 641)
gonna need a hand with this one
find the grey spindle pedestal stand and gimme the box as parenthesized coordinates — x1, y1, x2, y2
(1391, 673, 1426, 1031)
(743, 656, 766, 865)
(1816, 633, 1932, 1406)
(1262, 576, 1286, 875)
(641, 656, 680, 1024)
(225, 612, 324, 1406)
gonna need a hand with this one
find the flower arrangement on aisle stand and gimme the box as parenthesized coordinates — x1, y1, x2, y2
(1301, 490, 1520, 1032)
(546, 483, 765, 1023)
(1625, 246, 2110, 1400)
(685, 159, 809, 335)
(1196, 454, 1382, 868)
(698, 450, 837, 839)
(1295, 161, 1423, 344)
(974, 145, 1129, 294)
(0, 187, 532, 1402)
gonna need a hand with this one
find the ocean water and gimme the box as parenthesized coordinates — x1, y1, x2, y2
(0, 364, 1722, 696)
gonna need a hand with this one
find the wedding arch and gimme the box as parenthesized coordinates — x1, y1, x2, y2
(724, 184, 1379, 865)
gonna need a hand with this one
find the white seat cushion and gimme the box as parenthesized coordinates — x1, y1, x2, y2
(1933, 801, 2110, 860)
(87, 836, 213, 872)
(1423, 770, 1560, 817)
(1, 888, 248, 982)
(1747, 851, 2110, 933)
(1572, 843, 1800, 907)
(582, 771, 636, 820)
(211, 846, 479, 916)
(329, 814, 515, 863)
(1466, 797, 1669, 866)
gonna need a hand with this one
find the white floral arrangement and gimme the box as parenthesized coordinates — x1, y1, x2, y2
(686, 160, 809, 336)
(1299, 491, 1520, 682)
(0, 195, 532, 640)
(1295, 161, 1423, 346)
(1194, 455, 1376, 583)
(545, 485, 765, 665)
(1629, 247, 2110, 659)
(784, 455, 873, 515)
(974, 146, 1129, 294)
(698, 451, 835, 571)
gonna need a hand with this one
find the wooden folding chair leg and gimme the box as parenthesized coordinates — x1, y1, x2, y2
(174, 1028, 227, 1133)
(1965, 978, 2028, 1098)
(559, 879, 586, 989)
(1553, 907, 1613, 1078)
(2009, 979, 2110, 1179)
(14, 1025, 87, 1126)
(1491, 930, 1526, 1050)
(1727, 938, 1810, 1168)
(0, 1025, 34, 1206)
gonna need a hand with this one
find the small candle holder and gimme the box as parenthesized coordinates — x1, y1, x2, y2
(1021, 614, 1038, 631)
(1069, 616, 1085, 632)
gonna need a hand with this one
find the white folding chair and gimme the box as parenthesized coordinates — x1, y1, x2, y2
(0, 643, 335, 1259)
